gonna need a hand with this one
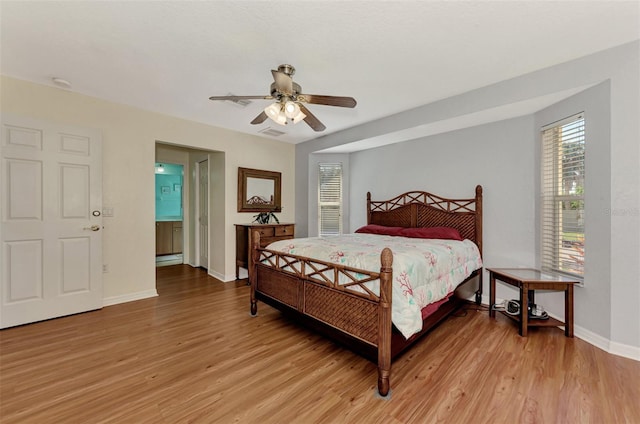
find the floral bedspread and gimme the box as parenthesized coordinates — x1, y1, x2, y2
(264, 233, 483, 339)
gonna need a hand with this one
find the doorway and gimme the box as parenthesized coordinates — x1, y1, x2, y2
(154, 143, 225, 282)
(196, 159, 209, 269)
(155, 162, 184, 267)
(1, 114, 103, 328)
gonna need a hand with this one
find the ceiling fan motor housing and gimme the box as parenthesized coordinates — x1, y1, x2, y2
(270, 82, 302, 100)
(277, 64, 295, 76)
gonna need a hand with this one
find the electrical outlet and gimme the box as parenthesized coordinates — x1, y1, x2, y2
(103, 264, 109, 273)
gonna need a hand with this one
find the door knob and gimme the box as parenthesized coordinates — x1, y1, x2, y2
(83, 225, 101, 231)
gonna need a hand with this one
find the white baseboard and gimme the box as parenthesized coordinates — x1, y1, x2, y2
(103, 289, 158, 307)
(184, 263, 241, 283)
(480, 295, 639, 362)
(207, 268, 228, 282)
(609, 340, 640, 361)
(212, 268, 246, 283)
(207, 269, 241, 283)
(573, 322, 640, 361)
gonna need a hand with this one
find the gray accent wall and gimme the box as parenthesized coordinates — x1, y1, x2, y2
(350, 115, 535, 273)
(534, 82, 611, 342)
(295, 41, 639, 357)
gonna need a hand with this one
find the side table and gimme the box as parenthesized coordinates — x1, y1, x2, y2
(487, 267, 580, 337)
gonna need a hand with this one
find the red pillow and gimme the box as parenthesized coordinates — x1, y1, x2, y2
(354, 224, 404, 236)
(399, 226, 463, 241)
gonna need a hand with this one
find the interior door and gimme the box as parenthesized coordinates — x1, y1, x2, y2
(198, 159, 208, 269)
(0, 114, 102, 328)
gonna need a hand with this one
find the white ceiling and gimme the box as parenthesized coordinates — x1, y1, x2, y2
(1, 1, 639, 148)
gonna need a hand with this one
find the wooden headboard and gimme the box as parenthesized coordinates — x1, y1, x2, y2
(366, 185, 483, 255)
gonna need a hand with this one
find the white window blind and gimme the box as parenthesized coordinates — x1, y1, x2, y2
(319, 163, 342, 236)
(541, 113, 585, 278)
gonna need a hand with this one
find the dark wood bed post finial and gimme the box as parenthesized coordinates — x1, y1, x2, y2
(377, 247, 393, 397)
(250, 230, 260, 316)
(366, 192, 372, 225)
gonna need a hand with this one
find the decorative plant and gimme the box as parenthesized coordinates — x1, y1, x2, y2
(253, 210, 279, 224)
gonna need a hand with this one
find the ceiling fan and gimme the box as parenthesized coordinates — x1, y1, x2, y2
(209, 64, 357, 132)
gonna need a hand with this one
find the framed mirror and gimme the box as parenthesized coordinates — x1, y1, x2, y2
(238, 167, 282, 212)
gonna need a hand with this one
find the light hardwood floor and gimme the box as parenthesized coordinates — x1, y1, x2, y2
(1, 265, 638, 423)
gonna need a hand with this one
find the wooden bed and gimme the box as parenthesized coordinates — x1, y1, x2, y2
(249, 185, 483, 397)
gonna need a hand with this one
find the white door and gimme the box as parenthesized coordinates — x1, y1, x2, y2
(0, 114, 102, 328)
(198, 159, 208, 269)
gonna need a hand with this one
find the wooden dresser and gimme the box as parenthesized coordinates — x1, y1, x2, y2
(235, 223, 295, 280)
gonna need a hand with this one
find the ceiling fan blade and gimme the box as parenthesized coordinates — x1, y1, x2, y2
(209, 95, 272, 101)
(298, 104, 326, 132)
(271, 70, 293, 96)
(250, 111, 268, 125)
(298, 94, 356, 108)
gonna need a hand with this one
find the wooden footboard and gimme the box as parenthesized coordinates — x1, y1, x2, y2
(250, 232, 394, 396)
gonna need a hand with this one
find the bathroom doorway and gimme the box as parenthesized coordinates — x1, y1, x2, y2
(155, 142, 225, 281)
(155, 162, 184, 266)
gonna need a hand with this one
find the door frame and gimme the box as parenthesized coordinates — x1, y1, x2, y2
(154, 144, 223, 279)
(195, 158, 208, 269)
(154, 147, 189, 266)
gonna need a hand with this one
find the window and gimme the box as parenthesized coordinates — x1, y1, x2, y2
(318, 163, 342, 236)
(541, 113, 585, 278)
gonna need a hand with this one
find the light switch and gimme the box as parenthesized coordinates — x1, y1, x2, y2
(103, 207, 114, 217)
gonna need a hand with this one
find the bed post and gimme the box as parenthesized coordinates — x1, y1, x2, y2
(250, 230, 260, 316)
(377, 247, 393, 397)
(366, 192, 372, 224)
(475, 185, 483, 256)
(475, 185, 483, 305)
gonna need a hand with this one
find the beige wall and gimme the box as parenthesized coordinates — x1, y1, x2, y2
(1, 76, 295, 302)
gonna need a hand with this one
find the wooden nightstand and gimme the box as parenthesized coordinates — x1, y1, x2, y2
(235, 223, 295, 280)
(487, 268, 580, 337)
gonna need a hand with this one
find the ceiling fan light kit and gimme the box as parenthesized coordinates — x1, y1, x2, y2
(265, 102, 286, 124)
(209, 64, 356, 132)
(264, 101, 306, 126)
(284, 101, 301, 118)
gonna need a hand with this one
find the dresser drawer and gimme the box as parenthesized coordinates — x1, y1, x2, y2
(275, 225, 295, 237)
(261, 236, 284, 247)
(254, 227, 275, 237)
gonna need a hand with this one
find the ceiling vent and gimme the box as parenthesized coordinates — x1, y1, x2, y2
(259, 127, 286, 137)
(224, 93, 252, 108)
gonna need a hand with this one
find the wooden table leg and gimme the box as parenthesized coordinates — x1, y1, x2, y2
(566, 284, 574, 337)
(520, 284, 528, 337)
(489, 272, 496, 318)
